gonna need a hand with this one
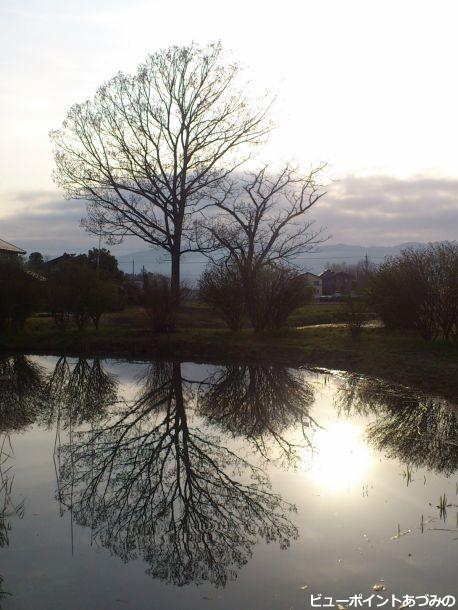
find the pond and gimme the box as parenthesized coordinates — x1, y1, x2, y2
(0, 356, 457, 609)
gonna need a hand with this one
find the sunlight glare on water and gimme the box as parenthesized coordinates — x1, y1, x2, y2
(305, 421, 373, 491)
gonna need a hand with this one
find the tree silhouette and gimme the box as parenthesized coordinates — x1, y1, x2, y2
(51, 43, 271, 314)
(56, 362, 298, 587)
(197, 364, 317, 463)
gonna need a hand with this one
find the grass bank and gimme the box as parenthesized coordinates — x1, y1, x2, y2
(1, 322, 457, 402)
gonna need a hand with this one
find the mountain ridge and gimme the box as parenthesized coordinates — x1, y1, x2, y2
(115, 242, 425, 279)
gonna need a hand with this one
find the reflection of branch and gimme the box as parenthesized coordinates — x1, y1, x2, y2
(198, 365, 317, 464)
(336, 374, 458, 474)
(42, 357, 119, 428)
(0, 574, 12, 607)
(0, 435, 24, 549)
(57, 362, 298, 587)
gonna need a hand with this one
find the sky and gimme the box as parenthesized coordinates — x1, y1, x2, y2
(1, 0, 458, 254)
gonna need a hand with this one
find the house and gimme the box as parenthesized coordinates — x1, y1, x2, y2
(302, 272, 322, 300)
(0, 238, 26, 259)
(320, 269, 355, 297)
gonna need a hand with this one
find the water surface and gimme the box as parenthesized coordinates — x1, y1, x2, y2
(0, 356, 457, 609)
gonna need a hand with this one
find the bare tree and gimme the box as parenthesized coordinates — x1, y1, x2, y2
(199, 164, 326, 268)
(197, 163, 327, 327)
(50, 42, 271, 324)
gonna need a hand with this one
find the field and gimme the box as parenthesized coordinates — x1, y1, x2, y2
(1, 302, 457, 402)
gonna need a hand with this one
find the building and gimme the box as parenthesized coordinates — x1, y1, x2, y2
(302, 272, 322, 300)
(320, 269, 355, 297)
(0, 238, 26, 259)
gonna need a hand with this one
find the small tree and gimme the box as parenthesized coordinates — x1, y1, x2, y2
(248, 265, 312, 331)
(199, 264, 245, 331)
(198, 164, 326, 331)
(87, 248, 124, 282)
(47, 262, 120, 330)
(87, 281, 120, 330)
(27, 252, 45, 273)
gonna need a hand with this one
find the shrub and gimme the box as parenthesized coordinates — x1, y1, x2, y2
(367, 242, 458, 342)
(246, 265, 312, 332)
(343, 295, 368, 339)
(141, 273, 180, 333)
(199, 263, 311, 332)
(199, 265, 246, 331)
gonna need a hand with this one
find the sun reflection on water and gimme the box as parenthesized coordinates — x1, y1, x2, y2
(304, 422, 373, 492)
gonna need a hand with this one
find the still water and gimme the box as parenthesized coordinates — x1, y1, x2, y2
(0, 355, 456, 609)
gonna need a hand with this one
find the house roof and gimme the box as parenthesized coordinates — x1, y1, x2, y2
(320, 269, 334, 277)
(0, 238, 26, 255)
(301, 271, 321, 280)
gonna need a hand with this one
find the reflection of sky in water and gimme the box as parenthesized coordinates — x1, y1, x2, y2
(0, 357, 456, 610)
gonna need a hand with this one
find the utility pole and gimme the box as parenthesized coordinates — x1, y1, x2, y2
(96, 229, 102, 280)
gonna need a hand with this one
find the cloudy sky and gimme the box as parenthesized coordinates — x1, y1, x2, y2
(1, 0, 457, 254)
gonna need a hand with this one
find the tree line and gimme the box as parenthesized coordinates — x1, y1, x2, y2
(1, 241, 457, 341)
(0, 249, 123, 332)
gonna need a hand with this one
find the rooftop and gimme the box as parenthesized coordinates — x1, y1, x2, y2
(0, 238, 26, 255)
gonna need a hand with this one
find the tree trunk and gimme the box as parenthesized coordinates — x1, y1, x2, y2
(170, 248, 181, 332)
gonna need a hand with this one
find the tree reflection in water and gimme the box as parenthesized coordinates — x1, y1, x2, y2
(197, 364, 317, 463)
(336, 374, 458, 475)
(0, 433, 24, 607)
(0, 356, 46, 432)
(56, 362, 299, 587)
(41, 356, 119, 429)
(0, 356, 45, 606)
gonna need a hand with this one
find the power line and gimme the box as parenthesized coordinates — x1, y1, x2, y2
(123, 254, 387, 264)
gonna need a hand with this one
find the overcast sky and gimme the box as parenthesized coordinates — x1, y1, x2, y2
(1, 0, 457, 254)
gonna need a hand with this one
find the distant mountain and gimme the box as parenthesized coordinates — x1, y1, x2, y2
(116, 242, 423, 282)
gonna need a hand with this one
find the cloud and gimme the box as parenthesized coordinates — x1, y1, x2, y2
(1, 175, 457, 256)
(312, 175, 458, 245)
(0, 191, 142, 255)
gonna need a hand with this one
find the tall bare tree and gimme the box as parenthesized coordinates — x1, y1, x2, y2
(50, 42, 271, 319)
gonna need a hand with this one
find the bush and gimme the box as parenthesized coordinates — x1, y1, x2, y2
(368, 242, 458, 341)
(343, 295, 368, 339)
(246, 265, 312, 332)
(199, 265, 246, 331)
(199, 263, 312, 332)
(0, 257, 43, 332)
(141, 273, 181, 333)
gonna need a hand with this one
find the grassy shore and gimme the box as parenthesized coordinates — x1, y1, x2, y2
(1, 312, 457, 401)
